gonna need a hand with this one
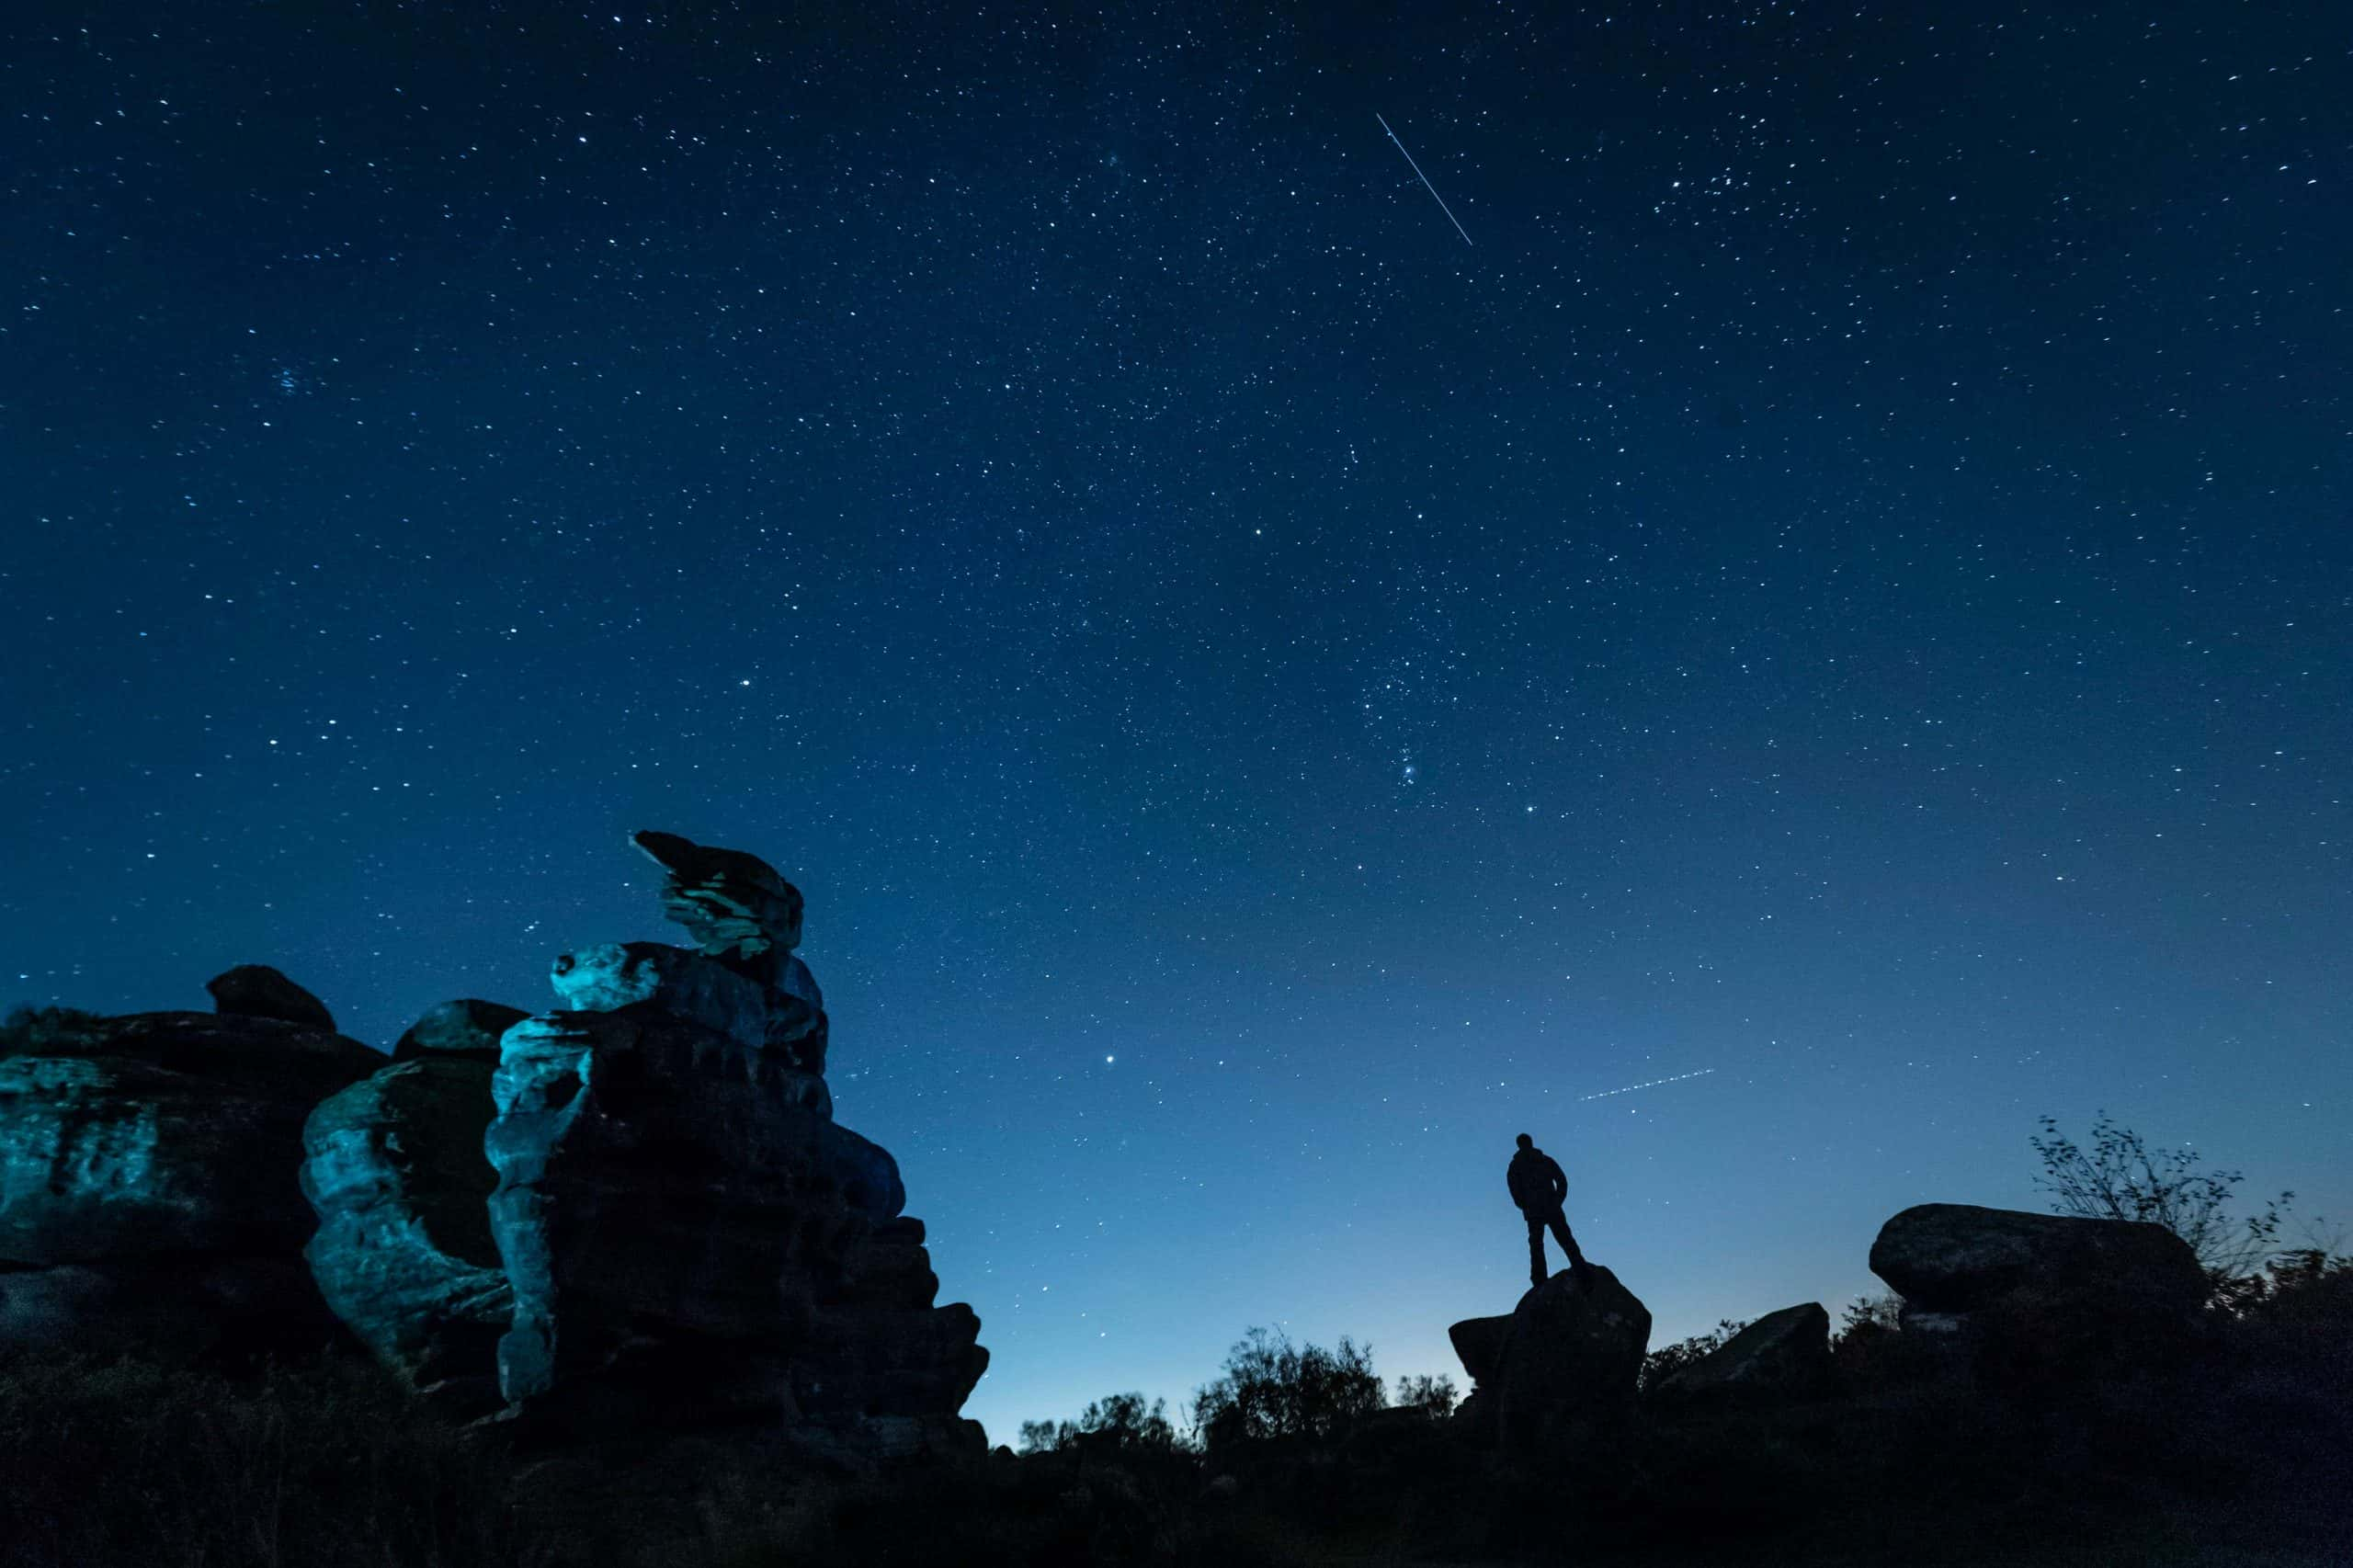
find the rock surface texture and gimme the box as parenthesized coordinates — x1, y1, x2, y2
(301, 1048, 513, 1410)
(1653, 1301, 1835, 1403)
(482, 830, 986, 1455)
(1451, 1265, 1651, 1451)
(0, 987, 378, 1358)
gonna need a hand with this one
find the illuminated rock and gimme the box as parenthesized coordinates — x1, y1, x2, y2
(301, 1053, 513, 1410)
(480, 832, 985, 1455)
(0, 1002, 376, 1359)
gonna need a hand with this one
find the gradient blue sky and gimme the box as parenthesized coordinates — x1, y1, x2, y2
(4, 3, 2346, 1443)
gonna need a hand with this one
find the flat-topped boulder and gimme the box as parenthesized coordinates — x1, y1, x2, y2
(1870, 1204, 2206, 1315)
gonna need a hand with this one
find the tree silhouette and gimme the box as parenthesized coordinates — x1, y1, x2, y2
(1189, 1327, 1383, 1449)
(2030, 1112, 2294, 1286)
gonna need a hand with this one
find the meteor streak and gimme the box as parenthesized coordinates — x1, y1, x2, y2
(1376, 112, 1472, 247)
(1578, 1067, 1715, 1102)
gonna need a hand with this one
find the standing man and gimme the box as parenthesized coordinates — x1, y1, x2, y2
(1508, 1132, 1591, 1289)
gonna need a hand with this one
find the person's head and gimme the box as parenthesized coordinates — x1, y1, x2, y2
(1516, 1132, 1533, 1151)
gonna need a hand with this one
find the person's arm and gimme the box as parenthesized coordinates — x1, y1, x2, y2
(1548, 1156, 1567, 1203)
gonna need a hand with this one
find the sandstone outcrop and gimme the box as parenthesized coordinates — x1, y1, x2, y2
(1652, 1301, 1834, 1403)
(301, 1047, 512, 1410)
(0, 986, 378, 1358)
(482, 830, 985, 1453)
(1451, 1265, 1651, 1450)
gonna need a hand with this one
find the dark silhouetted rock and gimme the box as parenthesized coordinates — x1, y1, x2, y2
(0, 1008, 379, 1358)
(206, 964, 337, 1031)
(392, 998, 528, 1062)
(1870, 1203, 2213, 1386)
(1870, 1203, 2206, 1315)
(1653, 1301, 1834, 1403)
(1448, 1312, 1514, 1387)
(301, 1055, 514, 1410)
(482, 832, 986, 1456)
(1450, 1265, 1650, 1450)
(0, 1256, 332, 1360)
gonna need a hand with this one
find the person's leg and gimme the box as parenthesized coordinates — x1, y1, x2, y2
(1547, 1210, 1589, 1269)
(1525, 1211, 1548, 1287)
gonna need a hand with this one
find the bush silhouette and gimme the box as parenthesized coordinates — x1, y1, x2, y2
(1189, 1327, 1383, 1449)
(1639, 1318, 1748, 1393)
(1018, 1392, 1176, 1456)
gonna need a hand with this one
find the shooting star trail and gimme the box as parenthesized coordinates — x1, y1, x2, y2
(1376, 112, 1472, 247)
(1578, 1068, 1715, 1103)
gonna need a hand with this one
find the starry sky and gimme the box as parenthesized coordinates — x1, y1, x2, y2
(4, 3, 2347, 1443)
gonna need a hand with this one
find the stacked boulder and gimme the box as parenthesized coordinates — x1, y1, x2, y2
(1869, 1202, 2210, 1382)
(480, 830, 987, 1455)
(1450, 1266, 1652, 1451)
(0, 970, 378, 1359)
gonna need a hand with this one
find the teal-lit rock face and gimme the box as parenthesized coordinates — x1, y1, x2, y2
(474, 833, 984, 1452)
(547, 942, 825, 1071)
(0, 1003, 378, 1359)
(1, 1012, 376, 1265)
(301, 1054, 515, 1410)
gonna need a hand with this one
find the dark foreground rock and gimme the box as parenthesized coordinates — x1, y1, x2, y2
(301, 1052, 513, 1409)
(391, 998, 527, 1062)
(1870, 1203, 2207, 1314)
(1871, 1203, 2212, 1381)
(0, 993, 379, 1358)
(1653, 1301, 1834, 1403)
(206, 963, 338, 1031)
(1452, 1265, 1651, 1451)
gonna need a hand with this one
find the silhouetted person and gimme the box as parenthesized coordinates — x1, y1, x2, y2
(1508, 1132, 1590, 1289)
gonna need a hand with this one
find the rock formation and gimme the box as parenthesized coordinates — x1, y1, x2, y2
(1450, 1266, 1651, 1451)
(1652, 1301, 1834, 1403)
(392, 998, 527, 1062)
(1870, 1203, 2207, 1319)
(206, 963, 339, 1032)
(0, 983, 378, 1359)
(481, 830, 985, 1455)
(1870, 1203, 2210, 1381)
(301, 1040, 513, 1411)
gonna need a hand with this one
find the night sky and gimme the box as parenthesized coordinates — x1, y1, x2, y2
(5, 4, 2347, 1444)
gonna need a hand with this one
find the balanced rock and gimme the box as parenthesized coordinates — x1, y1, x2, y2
(206, 964, 337, 1032)
(1653, 1301, 1834, 1403)
(1870, 1203, 2210, 1380)
(482, 832, 985, 1453)
(0, 1006, 378, 1358)
(301, 1055, 514, 1409)
(632, 828, 804, 964)
(1451, 1265, 1651, 1450)
(1870, 1204, 2206, 1316)
(392, 998, 528, 1062)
